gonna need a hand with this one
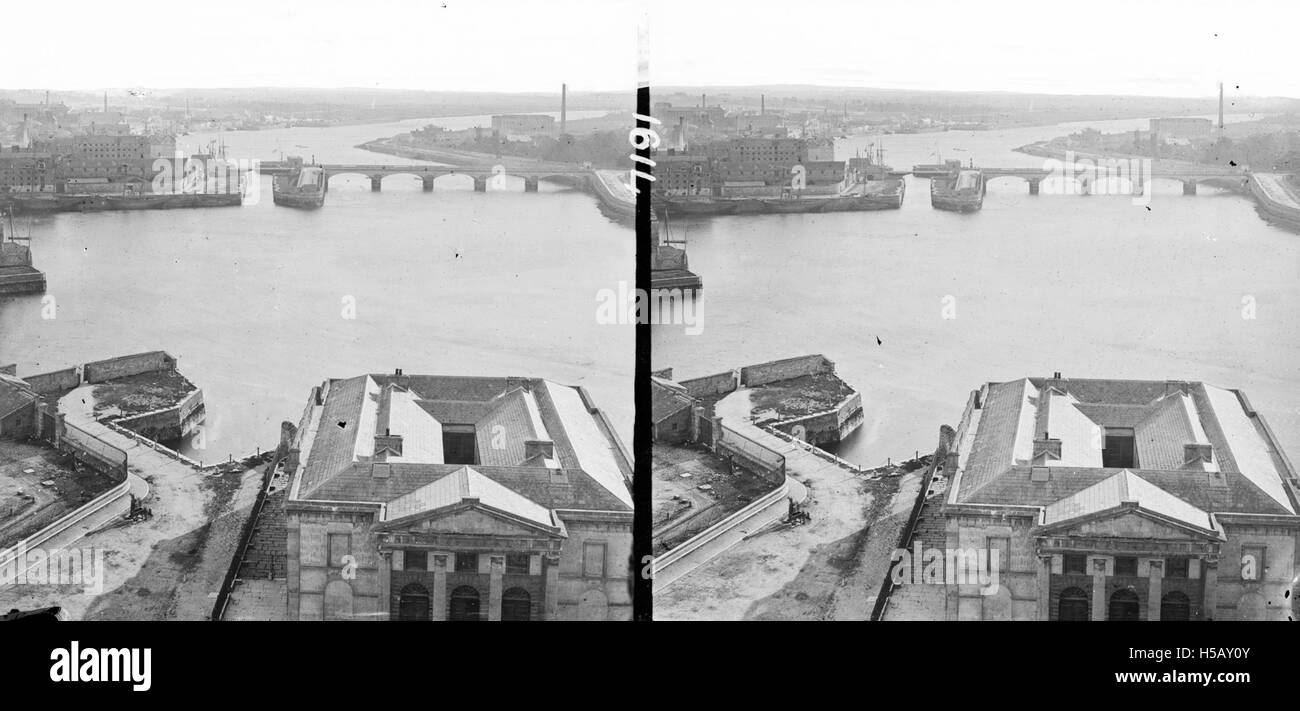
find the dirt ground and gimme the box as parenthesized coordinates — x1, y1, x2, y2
(91, 369, 197, 419)
(748, 373, 857, 424)
(0, 445, 271, 620)
(652, 442, 778, 554)
(655, 457, 929, 621)
(0, 440, 119, 550)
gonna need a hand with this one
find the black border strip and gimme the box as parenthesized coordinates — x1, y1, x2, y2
(632, 83, 652, 621)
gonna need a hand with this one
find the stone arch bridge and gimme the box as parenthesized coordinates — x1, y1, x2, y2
(262, 161, 591, 193)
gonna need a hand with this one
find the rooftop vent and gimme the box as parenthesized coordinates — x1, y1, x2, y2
(374, 430, 404, 460)
(1033, 436, 1062, 461)
(1184, 443, 1213, 466)
(525, 440, 555, 460)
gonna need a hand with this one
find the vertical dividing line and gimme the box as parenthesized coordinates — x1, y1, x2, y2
(632, 8, 653, 622)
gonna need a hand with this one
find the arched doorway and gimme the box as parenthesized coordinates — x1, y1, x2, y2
(1160, 591, 1190, 621)
(397, 583, 429, 621)
(1058, 587, 1089, 621)
(449, 585, 481, 621)
(501, 588, 531, 621)
(1108, 588, 1141, 621)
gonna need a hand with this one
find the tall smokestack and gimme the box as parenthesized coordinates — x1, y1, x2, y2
(103, 92, 108, 113)
(1218, 81, 1224, 130)
(761, 94, 765, 115)
(701, 93, 705, 108)
(560, 83, 567, 136)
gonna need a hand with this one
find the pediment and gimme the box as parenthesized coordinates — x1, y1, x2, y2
(378, 502, 564, 539)
(1035, 505, 1220, 542)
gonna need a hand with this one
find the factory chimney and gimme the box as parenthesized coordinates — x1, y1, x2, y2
(560, 83, 567, 136)
(761, 94, 765, 115)
(103, 92, 108, 113)
(1218, 81, 1225, 131)
(701, 92, 706, 108)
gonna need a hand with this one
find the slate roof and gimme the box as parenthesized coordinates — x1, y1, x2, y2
(292, 374, 631, 513)
(1042, 470, 1216, 531)
(954, 376, 1298, 516)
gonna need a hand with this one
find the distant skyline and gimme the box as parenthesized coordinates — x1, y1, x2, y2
(5, 0, 640, 93)
(5, 0, 1297, 99)
(650, 0, 1299, 99)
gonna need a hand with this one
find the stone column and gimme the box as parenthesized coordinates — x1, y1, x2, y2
(488, 555, 504, 621)
(1028, 179, 1040, 195)
(1037, 554, 1052, 621)
(431, 554, 448, 621)
(370, 176, 382, 192)
(1202, 557, 1218, 621)
(544, 554, 561, 621)
(422, 176, 435, 192)
(1091, 558, 1107, 621)
(378, 551, 392, 621)
(524, 177, 539, 192)
(1147, 560, 1163, 622)
(1182, 180, 1197, 196)
(473, 176, 488, 192)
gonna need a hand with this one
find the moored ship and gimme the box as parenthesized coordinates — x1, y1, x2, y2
(272, 156, 326, 209)
(912, 159, 963, 178)
(0, 210, 46, 295)
(930, 161, 985, 212)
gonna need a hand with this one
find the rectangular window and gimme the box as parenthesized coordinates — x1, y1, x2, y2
(327, 533, 351, 568)
(1064, 553, 1088, 575)
(506, 553, 530, 575)
(582, 542, 606, 579)
(1114, 556, 1138, 577)
(1240, 546, 1266, 581)
(455, 552, 478, 572)
(1165, 558, 1189, 579)
(1102, 427, 1138, 468)
(405, 550, 427, 572)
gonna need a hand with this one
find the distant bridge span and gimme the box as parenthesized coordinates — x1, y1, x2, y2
(976, 162, 1246, 195)
(260, 160, 591, 193)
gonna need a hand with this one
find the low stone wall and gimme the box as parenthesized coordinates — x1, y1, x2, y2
(1248, 174, 1300, 231)
(0, 476, 132, 575)
(83, 351, 175, 384)
(740, 354, 834, 387)
(679, 370, 738, 400)
(772, 391, 865, 445)
(22, 367, 80, 395)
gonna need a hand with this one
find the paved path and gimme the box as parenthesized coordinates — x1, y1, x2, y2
(1253, 173, 1300, 210)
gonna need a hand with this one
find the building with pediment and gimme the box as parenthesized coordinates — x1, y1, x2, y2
(282, 370, 633, 621)
(937, 374, 1299, 621)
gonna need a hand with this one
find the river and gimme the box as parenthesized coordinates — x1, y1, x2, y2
(0, 110, 633, 461)
(652, 113, 1300, 467)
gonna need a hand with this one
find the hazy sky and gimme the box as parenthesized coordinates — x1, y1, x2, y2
(4, 0, 1296, 98)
